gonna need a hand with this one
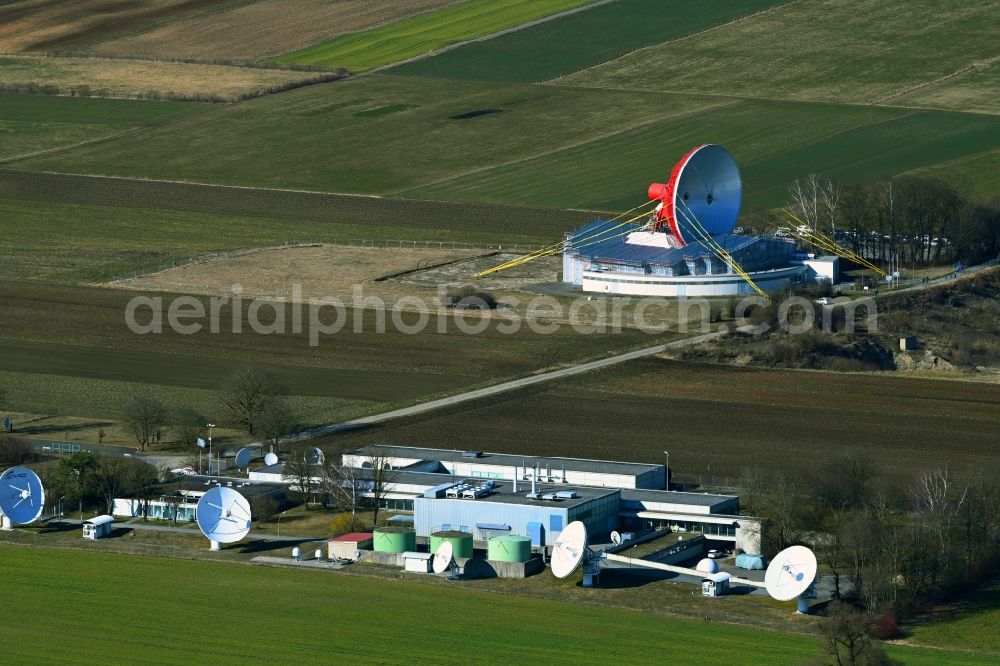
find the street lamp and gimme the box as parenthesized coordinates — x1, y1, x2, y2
(277, 510, 286, 539)
(57, 495, 65, 518)
(206, 423, 215, 475)
(664, 450, 670, 490)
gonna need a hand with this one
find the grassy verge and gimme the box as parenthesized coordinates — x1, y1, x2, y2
(269, 0, 597, 71)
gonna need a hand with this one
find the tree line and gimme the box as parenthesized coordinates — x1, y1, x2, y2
(747, 174, 1000, 266)
(120, 366, 296, 453)
(741, 457, 1000, 625)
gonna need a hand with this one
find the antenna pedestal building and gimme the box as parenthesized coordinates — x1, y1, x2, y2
(309, 446, 763, 554)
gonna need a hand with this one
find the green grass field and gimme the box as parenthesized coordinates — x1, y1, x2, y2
(905, 148, 1000, 202)
(410, 99, 1000, 210)
(0, 92, 206, 161)
(327, 357, 1000, 487)
(909, 581, 1000, 654)
(13, 76, 998, 211)
(12, 75, 716, 195)
(0, 545, 993, 665)
(559, 0, 1000, 107)
(269, 0, 596, 71)
(393, 0, 782, 82)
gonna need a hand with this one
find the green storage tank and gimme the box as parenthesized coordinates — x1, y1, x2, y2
(430, 530, 473, 559)
(488, 535, 532, 563)
(373, 526, 416, 553)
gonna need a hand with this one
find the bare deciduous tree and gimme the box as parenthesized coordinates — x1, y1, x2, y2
(365, 448, 397, 528)
(122, 395, 168, 452)
(173, 407, 207, 449)
(318, 457, 364, 530)
(283, 443, 318, 506)
(220, 366, 285, 435)
(256, 398, 296, 447)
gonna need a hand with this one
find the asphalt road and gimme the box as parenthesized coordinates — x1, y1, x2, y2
(48, 518, 324, 543)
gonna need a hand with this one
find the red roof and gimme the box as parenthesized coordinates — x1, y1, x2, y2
(330, 532, 373, 543)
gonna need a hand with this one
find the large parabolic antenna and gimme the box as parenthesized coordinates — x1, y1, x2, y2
(196, 486, 252, 550)
(0, 466, 45, 528)
(765, 545, 818, 602)
(551, 520, 588, 579)
(264, 452, 279, 466)
(647, 144, 742, 247)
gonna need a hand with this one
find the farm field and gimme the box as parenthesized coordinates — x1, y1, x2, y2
(0, 170, 591, 283)
(95, 0, 457, 61)
(908, 581, 1000, 654)
(0, 0, 243, 53)
(0, 369, 377, 432)
(13, 75, 999, 210)
(410, 100, 1000, 210)
(393, 0, 783, 82)
(12, 75, 719, 194)
(558, 0, 1000, 108)
(893, 59, 1000, 116)
(905, 148, 1000, 202)
(0, 545, 993, 665)
(0, 55, 332, 101)
(0, 281, 661, 422)
(269, 0, 599, 71)
(0, 93, 205, 161)
(327, 357, 1000, 487)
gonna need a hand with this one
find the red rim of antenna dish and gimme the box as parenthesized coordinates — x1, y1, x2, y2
(647, 144, 707, 248)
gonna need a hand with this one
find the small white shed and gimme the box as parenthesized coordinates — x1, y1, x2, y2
(83, 515, 114, 540)
(701, 571, 732, 597)
(402, 551, 433, 573)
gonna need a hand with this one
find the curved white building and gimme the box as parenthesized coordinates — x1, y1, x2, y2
(562, 220, 810, 297)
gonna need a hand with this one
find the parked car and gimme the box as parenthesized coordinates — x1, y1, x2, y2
(707, 549, 722, 559)
(816, 297, 831, 305)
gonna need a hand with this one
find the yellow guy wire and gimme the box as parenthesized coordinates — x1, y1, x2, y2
(781, 209, 886, 276)
(674, 199, 769, 299)
(471, 199, 658, 278)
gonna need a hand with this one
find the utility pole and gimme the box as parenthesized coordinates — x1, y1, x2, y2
(664, 450, 670, 490)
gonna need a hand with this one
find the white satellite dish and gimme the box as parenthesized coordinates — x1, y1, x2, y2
(264, 452, 278, 466)
(610, 530, 622, 546)
(234, 447, 253, 469)
(196, 486, 252, 550)
(551, 521, 587, 579)
(0, 466, 46, 529)
(307, 447, 324, 465)
(432, 541, 454, 574)
(765, 545, 818, 602)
